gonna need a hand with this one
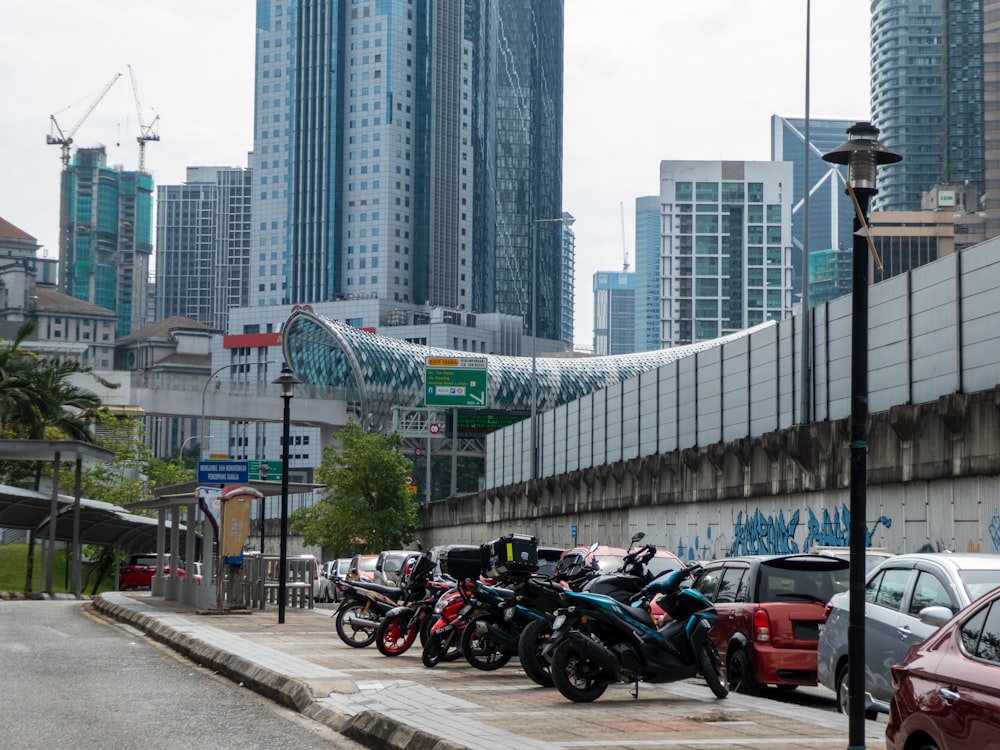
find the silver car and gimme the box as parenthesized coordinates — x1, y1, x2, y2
(817, 552, 1000, 717)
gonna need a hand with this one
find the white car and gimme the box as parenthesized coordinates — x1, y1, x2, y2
(317, 558, 351, 602)
(817, 552, 1000, 717)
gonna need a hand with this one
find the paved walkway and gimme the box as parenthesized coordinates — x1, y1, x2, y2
(93, 592, 888, 750)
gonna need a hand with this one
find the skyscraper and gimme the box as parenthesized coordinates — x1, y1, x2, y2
(658, 161, 794, 347)
(871, 1, 985, 211)
(633, 195, 660, 352)
(156, 167, 252, 331)
(60, 146, 152, 337)
(592, 270, 634, 355)
(250, 0, 565, 340)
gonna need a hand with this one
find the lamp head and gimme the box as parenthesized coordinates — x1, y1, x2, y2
(272, 364, 302, 398)
(822, 121, 901, 193)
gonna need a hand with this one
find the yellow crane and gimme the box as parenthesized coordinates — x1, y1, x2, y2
(127, 64, 160, 173)
(46, 73, 122, 169)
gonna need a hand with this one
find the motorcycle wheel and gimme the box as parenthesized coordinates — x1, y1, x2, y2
(460, 618, 513, 671)
(422, 629, 458, 668)
(697, 640, 729, 699)
(550, 640, 608, 703)
(375, 612, 418, 656)
(418, 613, 434, 648)
(335, 602, 380, 648)
(517, 618, 554, 687)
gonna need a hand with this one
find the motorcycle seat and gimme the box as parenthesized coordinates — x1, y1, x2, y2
(349, 580, 403, 598)
(620, 603, 656, 627)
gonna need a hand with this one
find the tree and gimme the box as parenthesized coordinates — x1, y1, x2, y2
(291, 420, 419, 555)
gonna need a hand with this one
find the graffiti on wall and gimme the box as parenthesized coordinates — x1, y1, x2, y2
(991, 513, 1000, 551)
(674, 504, 897, 559)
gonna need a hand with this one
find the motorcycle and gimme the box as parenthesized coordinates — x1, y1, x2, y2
(458, 578, 544, 671)
(374, 556, 451, 656)
(421, 581, 477, 667)
(335, 555, 432, 648)
(543, 561, 728, 703)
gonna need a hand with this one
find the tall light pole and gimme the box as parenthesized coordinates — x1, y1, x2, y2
(272, 363, 301, 624)
(823, 122, 900, 750)
(530, 212, 575, 480)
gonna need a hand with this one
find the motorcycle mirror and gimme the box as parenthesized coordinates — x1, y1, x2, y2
(631, 532, 645, 544)
(588, 542, 600, 555)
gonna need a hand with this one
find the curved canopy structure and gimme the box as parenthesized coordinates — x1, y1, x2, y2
(281, 309, 774, 425)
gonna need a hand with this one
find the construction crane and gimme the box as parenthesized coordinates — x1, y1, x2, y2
(47, 73, 122, 169)
(127, 64, 160, 172)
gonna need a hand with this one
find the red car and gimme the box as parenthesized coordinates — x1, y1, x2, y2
(119, 554, 185, 590)
(691, 553, 849, 694)
(886, 584, 1000, 750)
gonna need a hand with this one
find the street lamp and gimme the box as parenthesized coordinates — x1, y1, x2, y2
(530, 211, 575, 480)
(822, 121, 900, 750)
(272, 363, 301, 624)
(176, 434, 201, 467)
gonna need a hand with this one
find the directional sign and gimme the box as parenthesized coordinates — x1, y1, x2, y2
(249, 460, 283, 481)
(197, 460, 249, 484)
(424, 356, 488, 408)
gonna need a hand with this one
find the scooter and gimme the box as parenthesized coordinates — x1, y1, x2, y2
(543, 561, 728, 703)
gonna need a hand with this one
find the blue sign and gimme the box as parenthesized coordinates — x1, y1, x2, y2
(197, 460, 249, 484)
(571, 524, 577, 538)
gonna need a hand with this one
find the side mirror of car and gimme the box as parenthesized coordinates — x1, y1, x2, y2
(916, 605, 954, 628)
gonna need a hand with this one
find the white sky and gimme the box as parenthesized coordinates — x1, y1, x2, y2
(0, 1, 871, 349)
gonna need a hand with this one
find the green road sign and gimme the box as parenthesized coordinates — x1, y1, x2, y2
(424, 356, 488, 408)
(249, 459, 283, 481)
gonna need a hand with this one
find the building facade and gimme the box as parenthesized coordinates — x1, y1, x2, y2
(658, 161, 794, 348)
(59, 146, 153, 338)
(633, 195, 660, 353)
(249, 0, 567, 340)
(156, 166, 253, 331)
(592, 270, 634, 355)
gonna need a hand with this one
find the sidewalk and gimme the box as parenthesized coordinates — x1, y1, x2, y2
(92, 592, 887, 750)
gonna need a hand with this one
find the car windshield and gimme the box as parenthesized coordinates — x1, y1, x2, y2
(959, 569, 1000, 601)
(593, 554, 625, 572)
(648, 557, 683, 577)
(360, 557, 377, 572)
(131, 556, 157, 567)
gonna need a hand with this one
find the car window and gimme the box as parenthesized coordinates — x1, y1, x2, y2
(361, 557, 377, 572)
(908, 571, 957, 616)
(960, 601, 1000, 663)
(694, 567, 724, 602)
(131, 556, 157, 567)
(594, 555, 624, 572)
(715, 566, 747, 604)
(758, 566, 842, 602)
(958, 569, 1000, 602)
(869, 568, 912, 611)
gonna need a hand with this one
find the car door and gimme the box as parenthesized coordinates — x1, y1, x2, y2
(864, 564, 917, 706)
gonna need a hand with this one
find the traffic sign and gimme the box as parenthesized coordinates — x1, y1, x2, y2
(429, 423, 441, 434)
(406, 485, 418, 494)
(197, 460, 249, 484)
(249, 460, 283, 481)
(424, 356, 488, 408)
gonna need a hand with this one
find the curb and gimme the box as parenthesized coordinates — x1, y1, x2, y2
(91, 594, 468, 750)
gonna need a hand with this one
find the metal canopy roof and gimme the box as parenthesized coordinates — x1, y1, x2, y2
(0, 439, 114, 463)
(0, 484, 186, 550)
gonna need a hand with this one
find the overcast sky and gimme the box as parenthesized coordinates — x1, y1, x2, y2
(1, 1, 871, 348)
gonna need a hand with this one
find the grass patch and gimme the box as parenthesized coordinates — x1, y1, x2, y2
(0, 543, 114, 595)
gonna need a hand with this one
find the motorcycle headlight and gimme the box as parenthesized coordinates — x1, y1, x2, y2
(552, 614, 566, 630)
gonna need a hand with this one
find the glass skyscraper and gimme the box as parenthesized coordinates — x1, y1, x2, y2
(633, 195, 660, 352)
(250, 0, 565, 340)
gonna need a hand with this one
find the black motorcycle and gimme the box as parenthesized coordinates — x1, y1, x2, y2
(335, 555, 431, 648)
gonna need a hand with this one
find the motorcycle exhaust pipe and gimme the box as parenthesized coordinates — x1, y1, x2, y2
(342, 616, 380, 629)
(566, 630, 622, 680)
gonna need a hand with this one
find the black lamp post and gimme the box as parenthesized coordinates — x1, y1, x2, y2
(272, 363, 301, 624)
(822, 122, 900, 750)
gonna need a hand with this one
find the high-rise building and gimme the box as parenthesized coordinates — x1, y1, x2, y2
(633, 195, 660, 352)
(558, 221, 576, 347)
(770, 115, 855, 296)
(871, 1, 985, 211)
(59, 146, 153, 337)
(592, 271, 634, 356)
(250, 0, 566, 340)
(658, 161, 794, 347)
(156, 166, 252, 331)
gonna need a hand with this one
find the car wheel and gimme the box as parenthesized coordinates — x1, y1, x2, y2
(835, 664, 879, 720)
(726, 647, 759, 695)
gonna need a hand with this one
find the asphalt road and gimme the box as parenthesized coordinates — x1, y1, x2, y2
(0, 600, 365, 750)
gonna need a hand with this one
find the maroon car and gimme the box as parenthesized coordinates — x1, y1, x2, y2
(886, 584, 1000, 750)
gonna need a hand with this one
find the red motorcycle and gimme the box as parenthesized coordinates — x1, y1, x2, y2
(374, 570, 451, 657)
(421, 581, 478, 667)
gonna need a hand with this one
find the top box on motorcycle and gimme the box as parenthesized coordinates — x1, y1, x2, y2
(481, 534, 538, 579)
(437, 545, 482, 581)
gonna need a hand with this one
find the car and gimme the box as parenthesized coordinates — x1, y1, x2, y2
(691, 553, 849, 694)
(812, 546, 895, 575)
(373, 549, 420, 586)
(119, 553, 187, 590)
(560, 544, 685, 578)
(346, 553, 378, 583)
(317, 558, 351, 602)
(817, 552, 1000, 717)
(885, 583, 1000, 750)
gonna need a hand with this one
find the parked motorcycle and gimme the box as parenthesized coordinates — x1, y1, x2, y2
(544, 561, 728, 703)
(458, 579, 543, 671)
(421, 581, 476, 667)
(374, 556, 451, 656)
(335, 554, 432, 648)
